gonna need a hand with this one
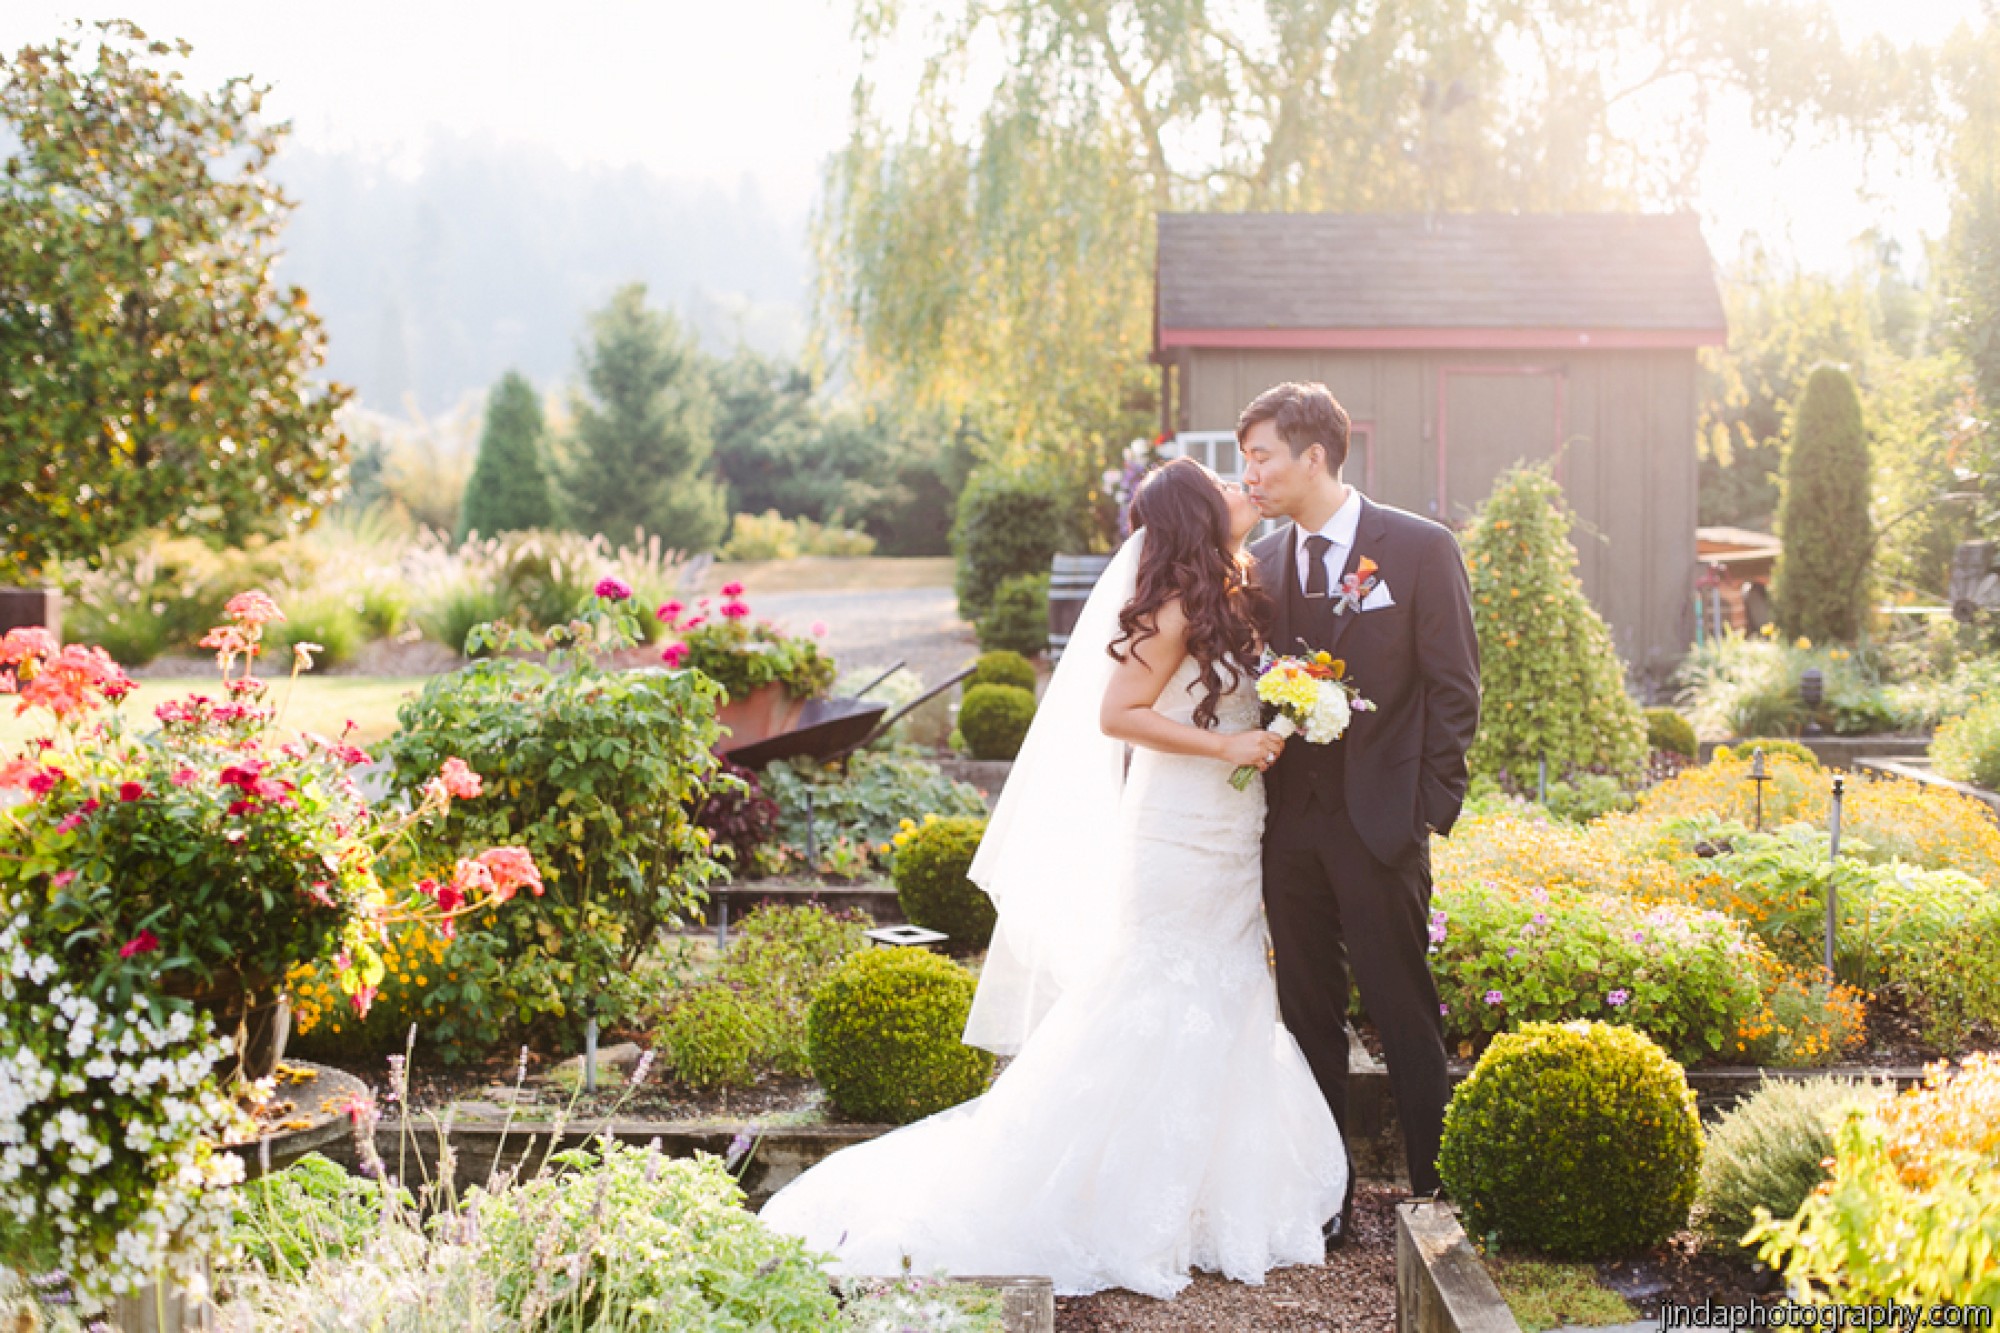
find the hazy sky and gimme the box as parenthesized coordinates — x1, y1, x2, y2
(0, 0, 1979, 273)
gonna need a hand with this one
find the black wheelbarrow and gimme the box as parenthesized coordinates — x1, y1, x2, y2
(723, 660, 975, 770)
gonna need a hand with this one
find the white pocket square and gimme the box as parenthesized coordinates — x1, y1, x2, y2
(1360, 582, 1395, 611)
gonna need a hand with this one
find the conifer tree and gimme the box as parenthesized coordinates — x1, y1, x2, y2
(1462, 462, 1647, 782)
(458, 371, 555, 539)
(559, 283, 727, 550)
(1772, 366, 1873, 644)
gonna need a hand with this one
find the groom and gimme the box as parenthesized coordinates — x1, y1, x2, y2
(1237, 381, 1481, 1247)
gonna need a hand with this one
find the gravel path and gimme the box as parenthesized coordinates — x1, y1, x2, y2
(1052, 1184, 1402, 1331)
(750, 586, 979, 690)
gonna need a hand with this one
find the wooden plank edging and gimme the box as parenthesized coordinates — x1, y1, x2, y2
(1397, 1200, 1522, 1333)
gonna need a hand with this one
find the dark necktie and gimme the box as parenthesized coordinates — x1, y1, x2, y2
(1304, 534, 1333, 598)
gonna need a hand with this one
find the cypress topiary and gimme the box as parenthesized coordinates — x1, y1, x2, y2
(1772, 366, 1873, 644)
(459, 371, 556, 539)
(1462, 462, 1647, 783)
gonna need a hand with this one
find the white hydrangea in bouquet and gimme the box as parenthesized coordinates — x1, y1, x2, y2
(1228, 649, 1374, 791)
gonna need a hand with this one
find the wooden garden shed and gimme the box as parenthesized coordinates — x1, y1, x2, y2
(1153, 211, 1727, 675)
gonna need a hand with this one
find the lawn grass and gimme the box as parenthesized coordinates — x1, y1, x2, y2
(1485, 1254, 1638, 1332)
(0, 675, 432, 752)
(696, 556, 954, 594)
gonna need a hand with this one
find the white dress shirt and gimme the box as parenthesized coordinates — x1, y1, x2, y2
(1294, 487, 1364, 596)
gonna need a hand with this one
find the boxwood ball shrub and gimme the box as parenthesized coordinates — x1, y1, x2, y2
(892, 815, 995, 953)
(969, 649, 1038, 694)
(1644, 707, 1698, 759)
(959, 682, 1036, 760)
(1439, 1020, 1703, 1258)
(807, 947, 994, 1124)
(1694, 1076, 1889, 1254)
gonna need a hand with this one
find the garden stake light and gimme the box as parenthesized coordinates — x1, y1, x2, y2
(1747, 746, 1771, 831)
(1827, 776, 1844, 984)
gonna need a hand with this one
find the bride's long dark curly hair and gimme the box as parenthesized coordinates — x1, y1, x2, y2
(1108, 457, 1270, 730)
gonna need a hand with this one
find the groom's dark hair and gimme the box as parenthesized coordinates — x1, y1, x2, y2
(1236, 382, 1350, 469)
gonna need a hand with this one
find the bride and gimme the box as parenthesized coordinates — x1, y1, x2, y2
(756, 458, 1350, 1299)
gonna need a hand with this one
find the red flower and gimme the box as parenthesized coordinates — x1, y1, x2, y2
(720, 601, 750, 620)
(594, 576, 633, 602)
(52, 869, 76, 888)
(118, 929, 160, 959)
(218, 762, 264, 790)
(118, 781, 146, 802)
(226, 799, 256, 817)
(660, 641, 688, 668)
(656, 600, 684, 626)
(721, 582, 745, 598)
(682, 615, 707, 631)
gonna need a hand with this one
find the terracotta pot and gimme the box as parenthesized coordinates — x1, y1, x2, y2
(716, 682, 808, 754)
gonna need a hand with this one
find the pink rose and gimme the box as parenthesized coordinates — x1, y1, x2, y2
(476, 846, 543, 902)
(438, 757, 483, 800)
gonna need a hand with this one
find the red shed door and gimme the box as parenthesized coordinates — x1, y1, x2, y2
(1437, 366, 1564, 524)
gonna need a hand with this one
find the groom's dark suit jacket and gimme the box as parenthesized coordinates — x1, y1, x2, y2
(1250, 496, 1481, 864)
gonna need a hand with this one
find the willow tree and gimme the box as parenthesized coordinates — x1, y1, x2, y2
(818, 0, 1933, 483)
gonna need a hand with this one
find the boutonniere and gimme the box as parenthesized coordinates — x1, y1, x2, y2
(1332, 556, 1380, 616)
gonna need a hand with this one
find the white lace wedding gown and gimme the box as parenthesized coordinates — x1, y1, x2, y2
(756, 655, 1350, 1299)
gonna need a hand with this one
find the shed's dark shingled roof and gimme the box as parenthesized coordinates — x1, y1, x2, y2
(1156, 212, 1725, 333)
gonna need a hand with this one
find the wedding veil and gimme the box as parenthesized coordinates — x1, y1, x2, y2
(961, 528, 1145, 1056)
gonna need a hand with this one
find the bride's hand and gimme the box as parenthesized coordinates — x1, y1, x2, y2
(1219, 729, 1284, 771)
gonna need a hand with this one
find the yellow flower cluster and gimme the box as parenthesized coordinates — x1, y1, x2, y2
(1256, 661, 1321, 715)
(288, 918, 454, 1037)
(879, 811, 943, 858)
(1434, 807, 1684, 905)
(1871, 1051, 2000, 1189)
(1635, 756, 2000, 886)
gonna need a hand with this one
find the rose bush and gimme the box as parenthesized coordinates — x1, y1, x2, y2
(0, 597, 537, 1311)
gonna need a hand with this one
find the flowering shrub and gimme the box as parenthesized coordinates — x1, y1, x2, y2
(1747, 1053, 2000, 1308)
(1635, 754, 2000, 885)
(1428, 874, 1764, 1065)
(376, 586, 729, 1052)
(1682, 825, 2000, 1048)
(658, 584, 836, 700)
(0, 599, 535, 1310)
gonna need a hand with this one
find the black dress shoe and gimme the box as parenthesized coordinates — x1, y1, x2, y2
(1321, 1210, 1349, 1249)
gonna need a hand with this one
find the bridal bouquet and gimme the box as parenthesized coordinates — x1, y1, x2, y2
(1228, 650, 1374, 791)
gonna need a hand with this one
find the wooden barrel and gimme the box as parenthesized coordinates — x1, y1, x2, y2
(1047, 553, 1114, 661)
